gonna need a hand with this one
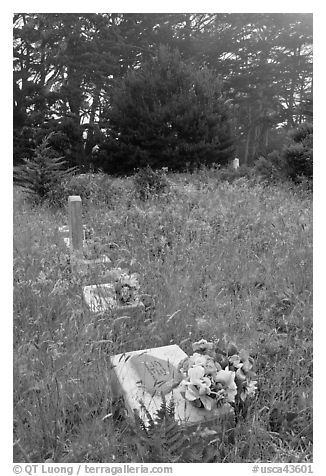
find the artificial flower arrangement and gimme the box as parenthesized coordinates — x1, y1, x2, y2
(178, 339, 257, 411)
(114, 270, 141, 305)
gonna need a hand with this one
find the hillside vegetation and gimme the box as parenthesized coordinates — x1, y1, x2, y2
(13, 172, 312, 463)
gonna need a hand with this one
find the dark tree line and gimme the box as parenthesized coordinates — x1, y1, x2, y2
(13, 13, 312, 173)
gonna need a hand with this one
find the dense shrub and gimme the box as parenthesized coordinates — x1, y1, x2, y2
(253, 123, 313, 184)
(284, 123, 313, 182)
(215, 164, 254, 183)
(253, 152, 288, 183)
(47, 172, 130, 208)
(133, 166, 170, 200)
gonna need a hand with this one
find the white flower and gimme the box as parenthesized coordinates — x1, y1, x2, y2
(214, 369, 237, 403)
(189, 353, 207, 367)
(180, 365, 215, 410)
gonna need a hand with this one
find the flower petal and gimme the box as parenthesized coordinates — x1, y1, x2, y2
(185, 385, 199, 401)
(229, 354, 242, 368)
(188, 365, 205, 382)
(235, 367, 247, 384)
(200, 395, 215, 411)
(192, 353, 207, 366)
(198, 381, 211, 395)
(225, 382, 237, 403)
(204, 358, 218, 375)
(215, 369, 235, 386)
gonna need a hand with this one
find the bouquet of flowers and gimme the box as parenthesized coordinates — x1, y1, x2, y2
(178, 339, 257, 411)
(114, 271, 140, 305)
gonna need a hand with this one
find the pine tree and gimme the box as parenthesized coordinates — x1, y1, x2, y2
(13, 133, 77, 203)
(99, 47, 235, 174)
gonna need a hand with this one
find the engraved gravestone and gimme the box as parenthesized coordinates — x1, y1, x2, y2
(110, 345, 233, 426)
(129, 353, 181, 396)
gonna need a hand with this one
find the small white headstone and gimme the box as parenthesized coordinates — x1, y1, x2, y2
(110, 345, 233, 426)
(233, 158, 240, 170)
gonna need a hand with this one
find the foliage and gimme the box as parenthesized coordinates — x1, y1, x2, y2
(43, 173, 130, 208)
(14, 14, 312, 169)
(283, 123, 313, 182)
(13, 133, 76, 204)
(87, 46, 235, 174)
(133, 166, 170, 200)
(128, 396, 188, 463)
(13, 172, 312, 463)
(215, 164, 254, 183)
(253, 123, 313, 185)
(253, 152, 288, 183)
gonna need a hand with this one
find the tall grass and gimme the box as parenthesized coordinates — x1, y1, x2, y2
(13, 173, 312, 463)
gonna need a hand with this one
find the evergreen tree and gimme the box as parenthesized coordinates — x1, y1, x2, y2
(13, 133, 76, 203)
(284, 122, 313, 181)
(99, 47, 234, 174)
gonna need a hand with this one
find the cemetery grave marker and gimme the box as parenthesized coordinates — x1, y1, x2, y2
(233, 158, 240, 170)
(68, 195, 83, 254)
(59, 196, 111, 277)
(60, 196, 144, 317)
(83, 283, 144, 317)
(110, 344, 233, 427)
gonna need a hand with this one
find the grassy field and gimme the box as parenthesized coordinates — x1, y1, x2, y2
(13, 172, 313, 463)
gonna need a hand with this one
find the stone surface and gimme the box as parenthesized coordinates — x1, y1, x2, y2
(233, 158, 240, 170)
(110, 344, 233, 426)
(68, 196, 83, 252)
(83, 283, 144, 316)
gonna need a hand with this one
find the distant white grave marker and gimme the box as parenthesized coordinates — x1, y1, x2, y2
(110, 344, 233, 426)
(233, 158, 240, 170)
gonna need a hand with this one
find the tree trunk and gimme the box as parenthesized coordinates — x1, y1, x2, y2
(84, 88, 101, 156)
(244, 105, 252, 165)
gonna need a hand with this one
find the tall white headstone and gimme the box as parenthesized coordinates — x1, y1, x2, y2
(68, 196, 83, 253)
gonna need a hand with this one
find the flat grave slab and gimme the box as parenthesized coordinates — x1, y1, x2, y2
(110, 344, 233, 427)
(83, 283, 144, 317)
